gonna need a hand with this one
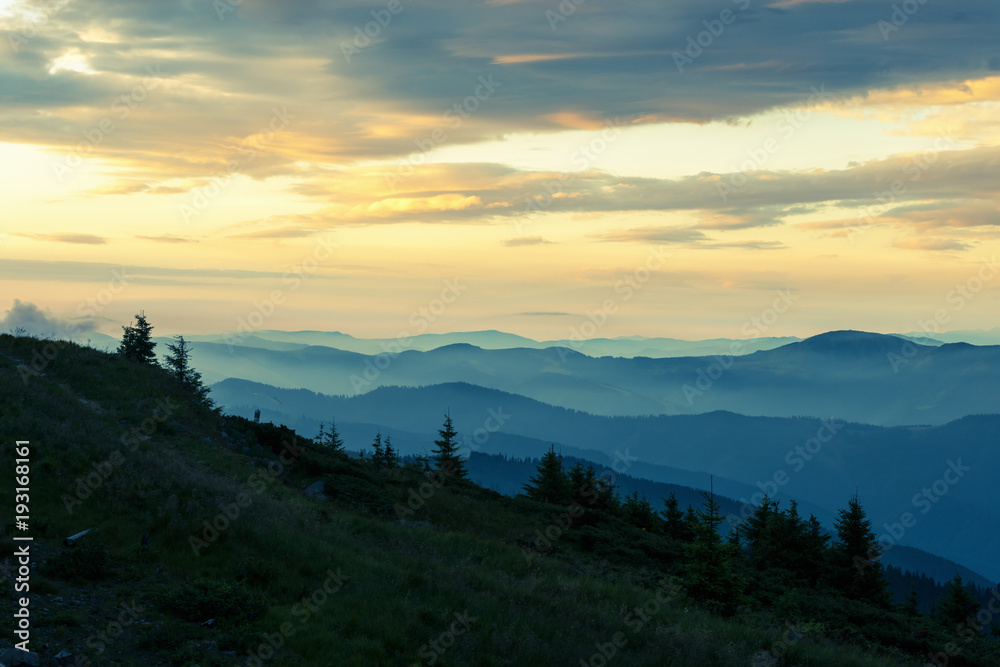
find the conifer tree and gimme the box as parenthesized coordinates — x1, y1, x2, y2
(164, 335, 212, 405)
(316, 418, 345, 453)
(580, 465, 599, 505)
(662, 493, 687, 540)
(802, 514, 830, 584)
(383, 435, 399, 468)
(523, 445, 568, 504)
(683, 488, 745, 616)
(593, 472, 620, 513)
(901, 585, 921, 617)
(622, 491, 658, 532)
(164, 335, 191, 382)
(736, 497, 820, 578)
(118, 311, 157, 365)
(771, 502, 809, 574)
(371, 432, 384, 467)
(832, 494, 890, 606)
(567, 462, 588, 502)
(431, 413, 466, 480)
(681, 506, 699, 542)
(725, 523, 741, 549)
(741, 495, 776, 562)
(935, 575, 979, 629)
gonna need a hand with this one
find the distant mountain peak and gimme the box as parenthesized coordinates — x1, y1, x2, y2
(428, 342, 482, 352)
(805, 329, 892, 341)
(763, 330, 928, 359)
(798, 329, 910, 348)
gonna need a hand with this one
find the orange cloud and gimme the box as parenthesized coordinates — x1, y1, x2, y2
(543, 111, 608, 131)
(845, 76, 1000, 109)
(358, 194, 484, 216)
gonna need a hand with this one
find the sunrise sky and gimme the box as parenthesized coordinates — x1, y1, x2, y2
(2, 0, 999, 340)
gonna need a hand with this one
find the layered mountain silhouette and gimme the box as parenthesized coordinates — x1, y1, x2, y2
(183, 329, 802, 358)
(184, 330, 999, 425)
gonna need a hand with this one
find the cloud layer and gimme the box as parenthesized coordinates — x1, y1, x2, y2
(3, 0, 1000, 337)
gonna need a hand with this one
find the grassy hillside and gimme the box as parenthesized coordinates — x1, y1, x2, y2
(1, 334, 996, 666)
(209, 377, 1000, 583)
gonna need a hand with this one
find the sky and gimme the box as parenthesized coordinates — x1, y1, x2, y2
(1, 0, 999, 341)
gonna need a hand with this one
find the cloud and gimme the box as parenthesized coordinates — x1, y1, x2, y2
(360, 194, 484, 216)
(1, 299, 97, 336)
(0, 259, 343, 286)
(881, 200, 1000, 230)
(597, 226, 709, 244)
(2, 0, 998, 272)
(87, 181, 150, 196)
(697, 209, 786, 230)
(594, 225, 785, 250)
(2, 0, 998, 186)
(16, 233, 107, 244)
(228, 227, 319, 239)
(767, 0, 855, 8)
(277, 143, 1000, 229)
(136, 235, 194, 243)
(518, 311, 573, 317)
(503, 236, 551, 246)
(705, 240, 787, 250)
(893, 238, 974, 252)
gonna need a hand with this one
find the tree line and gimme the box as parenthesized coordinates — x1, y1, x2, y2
(522, 444, 997, 632)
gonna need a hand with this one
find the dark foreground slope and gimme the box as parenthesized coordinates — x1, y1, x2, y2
(1, 335, 997, 666)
